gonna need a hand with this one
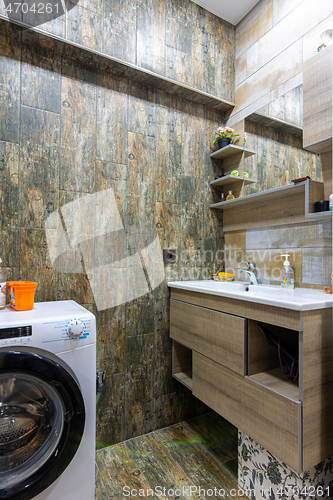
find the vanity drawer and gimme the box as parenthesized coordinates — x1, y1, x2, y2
(170, 299, 246, 375)
(192, 351, 301, 472)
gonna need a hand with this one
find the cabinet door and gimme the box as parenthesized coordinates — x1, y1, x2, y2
(170, 299, 246, 375)
(193, 352, 301, 473)
(303, 44, 332, 153)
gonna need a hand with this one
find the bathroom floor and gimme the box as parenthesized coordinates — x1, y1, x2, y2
(95, 412, 246, 499)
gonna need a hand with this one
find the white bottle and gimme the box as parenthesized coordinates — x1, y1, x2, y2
(329, 193, 333, 210)
(0, 258, 6, 309)
(281, 254, 294, 290)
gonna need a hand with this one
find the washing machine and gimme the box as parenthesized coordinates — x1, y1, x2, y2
(0, 300, 96, 500)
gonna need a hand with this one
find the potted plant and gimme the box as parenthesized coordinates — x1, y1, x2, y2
(214, 126, 240, 149)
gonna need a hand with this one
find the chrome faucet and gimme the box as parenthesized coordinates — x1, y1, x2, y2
(238, 261, 259, 285)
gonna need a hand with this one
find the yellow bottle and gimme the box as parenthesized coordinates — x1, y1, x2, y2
(226, 190, 235, 201)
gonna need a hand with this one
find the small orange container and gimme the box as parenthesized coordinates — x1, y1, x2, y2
(6, 281, 38, 311)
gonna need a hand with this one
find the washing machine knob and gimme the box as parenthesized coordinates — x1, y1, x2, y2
(67, 319, 84, 338)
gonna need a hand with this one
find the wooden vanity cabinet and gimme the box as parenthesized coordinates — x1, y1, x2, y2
(169, 288, 333, 473)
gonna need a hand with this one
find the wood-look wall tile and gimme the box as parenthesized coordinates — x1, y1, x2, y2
(126, 132, 156, 229)
(97, 306, 126, 374)
(181, 176, 203, 220)
(166, 0, 192, 54)
(137, 0, 165, 75)
(128, 82, 156, 137)
(302, 248, 332, 286)
(202, 32, 215, 96)
(19, 106, 60, 228)
(103, 0, 136, 64)
(215, 36, 235, 102)
(66, 3, 103, 52)
(156, 105, 182, 204)
(225, 230, 246, 250)
(0, 141, 19, 230)
(181, 100, 205, 178)
(236, 0, 272, 59)
(125, 292, 155, 336)
(21, 46, 61, 113)
(60, 74, 96, 193)
(156, 202, 181, 250)
(0, 50, 20, 143)
(191, 2, 217, 34)
(18, 228, 57, 301)
(56, 189, 95, 303)
(154, 352, 174, 398)
(96, 372, 125, 447)
(155, 297, 171, 351)
(61, 56, 97, 84)
(57, 272, 94, 303)
(77, 0, 103, 15)
(154, 393, 179, 430)
(96, 73, 128, 165)
(165, 45, 192, 86)
(95, 160, 127, 222)
(125, 333, 154, 438)
(34, 15, 66, 38)
(191, 26, 204, 92)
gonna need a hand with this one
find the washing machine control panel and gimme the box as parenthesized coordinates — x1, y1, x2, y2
(67, 319, 85, 338)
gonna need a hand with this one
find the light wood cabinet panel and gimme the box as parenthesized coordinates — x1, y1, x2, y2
(303, 45, 332, 153)
(192, 351, 301, 473)
(170, 299, 246, 375)
(169, 289, 333, 472)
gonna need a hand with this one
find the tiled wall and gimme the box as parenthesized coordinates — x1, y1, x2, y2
(0, 0, 235, 103)
(0, 15, 230, 446)
(231, 0, 333, 124)
(223, 121, 332, 287)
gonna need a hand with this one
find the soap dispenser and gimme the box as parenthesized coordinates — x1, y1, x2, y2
(281, 254, 294, 290)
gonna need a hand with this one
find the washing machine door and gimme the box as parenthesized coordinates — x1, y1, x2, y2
(0, 349, 85, 500)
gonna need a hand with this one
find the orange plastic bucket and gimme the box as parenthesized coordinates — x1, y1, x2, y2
(6, 281, 38, 311)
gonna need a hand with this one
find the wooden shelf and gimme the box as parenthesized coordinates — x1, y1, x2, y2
(173, 371, 193, 391)
(210, 174, 257, 188)
(210, 144, 256, 159)
(246, 112, 303, 138)
(210, 180, 332, 231)
(247, 367, 299, 403)
(0, 15, 235, 113)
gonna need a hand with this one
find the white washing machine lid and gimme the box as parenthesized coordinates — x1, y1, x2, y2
(0, 301, 96, 354)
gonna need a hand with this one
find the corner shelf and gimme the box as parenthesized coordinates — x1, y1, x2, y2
(210, 144, 256, 159)
(210, 174, 257, 188)
(246, 112, 303, 138)
(210, 180, 332, 231)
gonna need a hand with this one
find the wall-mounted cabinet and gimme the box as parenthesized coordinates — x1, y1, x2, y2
(210, 179, 331, 232)
(303, 44, 332, 153)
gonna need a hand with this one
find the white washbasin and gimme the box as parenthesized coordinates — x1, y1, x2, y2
(168, 280, 333, 311)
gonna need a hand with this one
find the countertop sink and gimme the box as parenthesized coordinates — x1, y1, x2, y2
(168, 280, 333, 311)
